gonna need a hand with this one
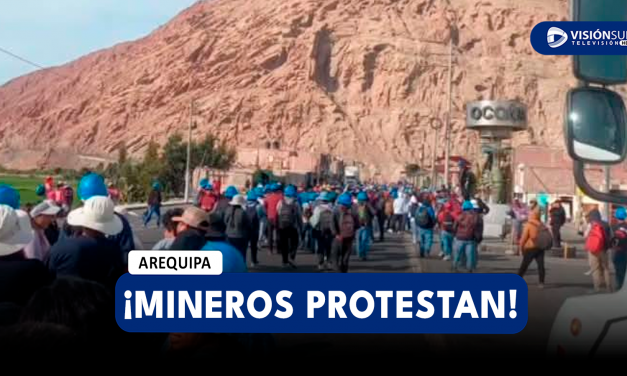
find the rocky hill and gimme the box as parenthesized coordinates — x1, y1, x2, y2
(0, 0, 583, 180)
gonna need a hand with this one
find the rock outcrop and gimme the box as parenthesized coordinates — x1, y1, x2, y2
(0, 0, 603, 181)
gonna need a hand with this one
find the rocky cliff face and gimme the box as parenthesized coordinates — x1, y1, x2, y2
(0, 0, 589, 181)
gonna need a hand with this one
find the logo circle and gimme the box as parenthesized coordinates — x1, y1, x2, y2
(547, 27, 568, 48)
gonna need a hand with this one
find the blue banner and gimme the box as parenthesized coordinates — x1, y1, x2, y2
(115, 273, 528, 334)
(531, 22, 627, 55)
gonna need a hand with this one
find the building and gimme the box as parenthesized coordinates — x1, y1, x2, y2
(513, 145, 627, 222)
(192, 147, 325, 192)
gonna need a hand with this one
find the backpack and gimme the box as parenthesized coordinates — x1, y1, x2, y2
(246, 204, 259, 225)
(227, 206, 239, 232)
(339, 212, 356, 238)
(530, 223, 553, 251)
(358, 205, 370, 225)
(200, 190, 217, 212)
(612, 225, 627, 251)
(415, 207, 434, 229)
(317, 208, 335, 235)
(442, 212, 455, 233)
(586, 222, 607, 254)
(278, 201, 297, 230)
(455, 213, 477, 240)
(384, 200, 394, 216)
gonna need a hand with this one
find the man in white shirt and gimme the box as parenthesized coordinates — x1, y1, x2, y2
(392, 192, 406, 234)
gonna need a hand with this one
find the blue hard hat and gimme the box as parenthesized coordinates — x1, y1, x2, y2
(247, 190, 257, 201)
(254, 187, 264, 197)
(338, 193, 352, 207)
(36, 184, 46, 197)
(616, 207, 627, 221)
(318, 191, 330, 201)
(152, 182, 161, 190)
(285, 185, 297, 198)
(270, 183, 280, 192)
(0, 184, 20, 209)
(199, 178, 209, 189)
(201, 243, 247, 273)
(225, 186, 239, 199)
(327, 191, 338, 202)
(77, 173, 108, 201)
(462, 201, 473, 211)
(357, 191, 368, 202)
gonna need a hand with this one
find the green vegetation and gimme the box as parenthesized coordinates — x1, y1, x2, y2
(0, 175, 78, 208)
(252, 169, 276, 187)
(104, 133, 237, 203)
(0, 133, 237, 206)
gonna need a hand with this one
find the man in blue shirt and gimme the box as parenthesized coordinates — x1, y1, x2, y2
(200, 211, 247, 273)
(415, 198, 436, 258)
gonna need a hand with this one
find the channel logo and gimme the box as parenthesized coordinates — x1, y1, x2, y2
(547, 27, 568, 48)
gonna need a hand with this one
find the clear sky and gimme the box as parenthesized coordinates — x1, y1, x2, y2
(0, 0, 199, 85)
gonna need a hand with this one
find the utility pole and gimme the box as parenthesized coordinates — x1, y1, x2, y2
(444, 31, 453, 189)
(429, 117, 443, 190)
(184, 100, 194, 203)
(604, 165, 611, 221)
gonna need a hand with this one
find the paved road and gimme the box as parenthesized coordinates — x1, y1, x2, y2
(129, 208, 600, 356)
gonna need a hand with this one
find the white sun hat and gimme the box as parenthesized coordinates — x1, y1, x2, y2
(67, 196, 122, 236)
(30, 200, 61, 218)
(0, 204, 34, 257)
(229, 194, 246, 207)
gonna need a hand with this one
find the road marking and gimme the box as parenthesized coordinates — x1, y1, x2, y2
(403, 232, 453, 351)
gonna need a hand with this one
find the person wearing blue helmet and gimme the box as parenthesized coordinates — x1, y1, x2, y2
(59, 173, 136, 265)
(611, 207, 627, 290)
(0, 184, 20, 210)
(195, 179, 217, 212)
(212, 186, 238, 227)
(143, 181, 163, 228)
(224, 186, 239, 199)
(452, 200, 483, 273)
(333, 193, 359, 273)
(276, 185, 302, 268)
(35, 184, 46, 198)
(77, 173, 108, 202)
(310, 191, 337, 270)
(355, 192, 375, 261)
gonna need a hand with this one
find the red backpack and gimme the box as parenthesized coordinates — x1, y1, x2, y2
(586, 222, 607, 254)
(200, 190, 217, 212)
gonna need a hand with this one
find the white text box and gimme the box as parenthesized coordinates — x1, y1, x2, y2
(128, 251, 223, 275)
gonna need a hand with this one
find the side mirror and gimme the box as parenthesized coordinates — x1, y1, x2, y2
(574, 160, 627, 205)
(565, 87, 627, 165)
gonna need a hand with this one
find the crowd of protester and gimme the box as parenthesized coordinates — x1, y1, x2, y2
(1, 166, 624, 357)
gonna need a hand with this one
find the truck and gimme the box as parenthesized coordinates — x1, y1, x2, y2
(344, 166, 359, 186)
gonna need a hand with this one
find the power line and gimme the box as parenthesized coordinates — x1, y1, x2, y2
(0, 46, 48, 70)
(0, 45, 73, 81)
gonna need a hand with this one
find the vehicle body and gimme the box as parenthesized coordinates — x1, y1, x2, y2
(546, 283, 627, 357)
(344, 166, 360, 186)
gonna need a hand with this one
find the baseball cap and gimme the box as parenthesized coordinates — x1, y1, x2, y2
(172, 207, 210, 231)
